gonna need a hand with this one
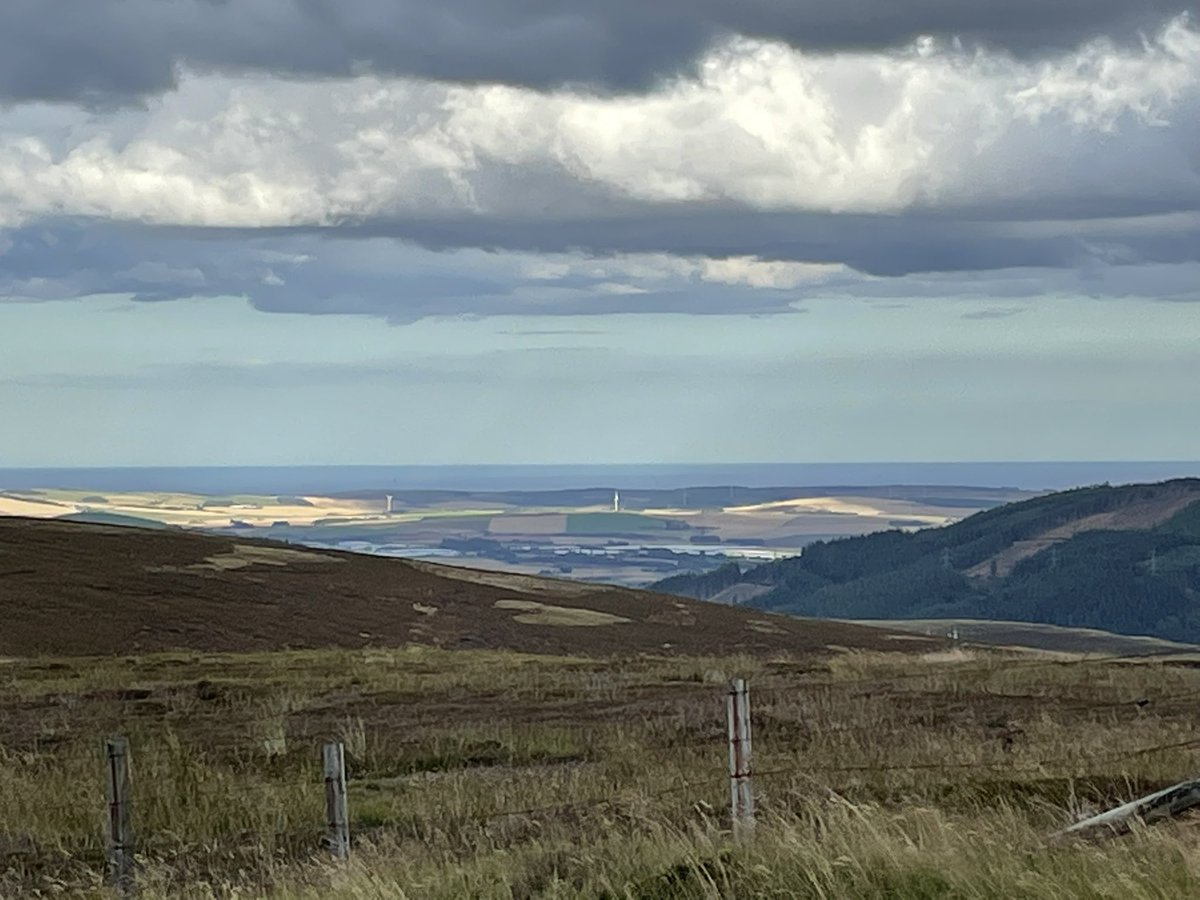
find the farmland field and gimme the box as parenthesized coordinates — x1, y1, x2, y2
(564, 513, 675, 534)
(0, 482, 1032, 586)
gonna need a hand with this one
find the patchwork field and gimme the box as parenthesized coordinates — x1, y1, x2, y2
(0, 483, 1034, 586)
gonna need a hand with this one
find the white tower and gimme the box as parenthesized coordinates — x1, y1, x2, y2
(385, 495, 395, 515)
(613, 490, 620, 512)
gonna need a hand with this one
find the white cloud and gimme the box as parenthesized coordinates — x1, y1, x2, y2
(515, 251, 845, 289)
(0, 18, 1195, 230)
(697, 257, 846, 288)
(1010, 17, 1200, 128)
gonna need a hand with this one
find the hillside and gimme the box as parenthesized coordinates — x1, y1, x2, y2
(0, 516, 934, 658)
(654, 479, 1200, 642)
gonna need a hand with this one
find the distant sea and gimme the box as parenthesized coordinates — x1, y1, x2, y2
(2, 462, 1199, 495)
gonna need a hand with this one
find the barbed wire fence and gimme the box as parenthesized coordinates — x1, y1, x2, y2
(7, 648, 1200, 896)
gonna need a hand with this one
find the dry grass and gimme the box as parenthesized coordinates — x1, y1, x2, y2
(4, 646, 1200, 897)
(493, 600, 633, 627)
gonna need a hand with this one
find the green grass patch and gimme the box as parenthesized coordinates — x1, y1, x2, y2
(58, 511, 171, 529)
(565, 513, 676, 535)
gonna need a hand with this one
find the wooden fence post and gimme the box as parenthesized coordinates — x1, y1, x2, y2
(726, 678, 755, 836)
(323, 742, 350, 859)
(103, 736, 134, 895)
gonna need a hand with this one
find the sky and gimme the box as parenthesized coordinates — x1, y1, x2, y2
(1, 1, 1198, 466)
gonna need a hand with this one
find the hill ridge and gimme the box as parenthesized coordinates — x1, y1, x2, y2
(964, 481, 1200, 578)
(0, 515, 936, 658)
(654, 479, 1200, 642)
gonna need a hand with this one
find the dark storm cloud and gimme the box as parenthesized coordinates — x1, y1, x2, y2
(2, 217, 1198, 320)
(0, 0, 1192, 103)
(332, 203, 1200, 278)
(0, 224, 513, 310)
(0, 222, 804, 319)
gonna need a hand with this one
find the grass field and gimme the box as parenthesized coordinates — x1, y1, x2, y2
(565, 513, 674, 535)
(864, 619, 1200, 655)
(5, 646, 1200, 897)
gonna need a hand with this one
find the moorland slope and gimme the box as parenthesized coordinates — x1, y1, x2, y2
(0, 516, 933, 658)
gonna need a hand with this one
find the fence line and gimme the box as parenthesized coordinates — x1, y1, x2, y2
(750, 735, 1200, 781)
(749, 645, 1200, 697)
(12, 662, 1200, 894)
(24, 672, 1194, 766)
(478, 774, 723, 825)
(19, 725, 1199, 830)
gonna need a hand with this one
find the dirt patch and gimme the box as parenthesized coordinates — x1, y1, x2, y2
(495, 599, 632, 627)
(919, 648, 978, 664)
(645, 604, 697, 627)
(708, 583, 773, 605)
(747, 619, 786, 635)
(196, 545, 344, 571)
(409, 561, 598, 597)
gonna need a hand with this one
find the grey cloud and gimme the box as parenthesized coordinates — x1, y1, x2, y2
(3, 219, 1199, 321)
(817, 258, 1200, 300)
(0, 1, 1193, 103)
(332, 203, 1200, 278)
(0, 225, 514, 311)
(0, 223, 803, 319)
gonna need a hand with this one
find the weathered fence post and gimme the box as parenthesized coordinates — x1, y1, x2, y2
(323, 742, 350, 859)
(726, 678, 755, 836)
(103, 736, 134, 895)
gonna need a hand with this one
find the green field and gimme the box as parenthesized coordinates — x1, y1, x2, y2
(565, 512, 676, 535)
(60, 511, 172, 529)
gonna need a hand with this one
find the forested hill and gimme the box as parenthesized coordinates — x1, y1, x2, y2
(654, 479, 1200, 642)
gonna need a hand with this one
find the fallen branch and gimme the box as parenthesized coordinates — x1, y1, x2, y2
(1054, 778, 1200, 840)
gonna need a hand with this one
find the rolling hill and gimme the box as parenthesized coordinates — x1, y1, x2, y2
(0, 516, 936, 658)
(654, 479, 1200, 642)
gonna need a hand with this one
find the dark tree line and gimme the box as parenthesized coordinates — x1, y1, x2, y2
(655, 482, 1200, 642)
